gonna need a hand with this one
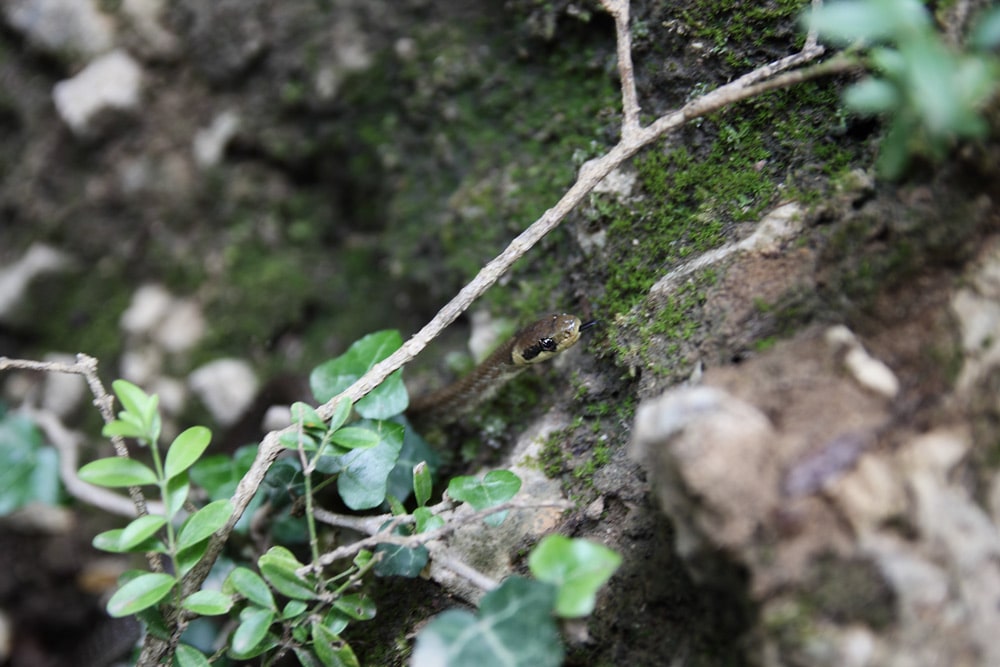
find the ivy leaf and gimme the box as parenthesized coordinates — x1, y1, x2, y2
(374, 522, 428, 578)
(176, 499, 233, 550)
(106, 572, 177, 618)
(79, 457, 158, 488)
(164, 426, 212, 480)
(335, 420, 404, 510)
(181, 590, 234, 616)
(411, 577, 562, 667)
(413, 507, 445, 534)
(310, 330, 408, 419)
(0, 412, 61, 513)
(447, 470, 521, 526)
(528, 535, 622, 618)
(224, 566, 275, 610)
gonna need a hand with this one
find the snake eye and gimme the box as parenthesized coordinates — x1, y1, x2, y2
(539, 337, 557, 352)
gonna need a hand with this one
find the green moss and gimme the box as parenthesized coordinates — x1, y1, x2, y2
(679, 0, 808, 69)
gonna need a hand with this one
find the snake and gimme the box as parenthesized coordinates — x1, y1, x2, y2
(407, 313, 594, 423)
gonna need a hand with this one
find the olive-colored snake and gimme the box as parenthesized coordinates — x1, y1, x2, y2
(216, 314, 593, 451)
(408, 313, 593, 423)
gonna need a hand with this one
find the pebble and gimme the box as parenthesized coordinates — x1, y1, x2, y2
(52, 50, 143, 136)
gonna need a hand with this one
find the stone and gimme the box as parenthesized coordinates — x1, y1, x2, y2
(2, 0, 114, 59)
(188, 359, 259, 427)
(52, 50, 143, 136)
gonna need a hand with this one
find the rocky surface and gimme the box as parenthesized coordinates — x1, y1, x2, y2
(0, 0, 997, 665)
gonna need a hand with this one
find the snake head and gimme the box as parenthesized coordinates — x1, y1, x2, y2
(512, 313, 585, 365)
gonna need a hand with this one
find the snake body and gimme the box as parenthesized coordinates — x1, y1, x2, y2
(408, 313, 589, 422)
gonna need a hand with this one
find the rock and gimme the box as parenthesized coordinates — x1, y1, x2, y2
(153, 297, 205, 354)
(630, 386, 779, 565)
(193, 110, 241, 168)
(188, 359, 259, 427)
(52, 50, 143, 137)
(121, 0, 179, 59)
(0, 244, 73, 323)
(120, 284, 173, 336)
(120, 284, 205, 353)
(2, 0, 114, 60)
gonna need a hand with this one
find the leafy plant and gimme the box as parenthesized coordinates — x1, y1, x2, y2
(0, 405, 61, 513)
(805, 0, 1000, 177)
(69, 328, 619, 665)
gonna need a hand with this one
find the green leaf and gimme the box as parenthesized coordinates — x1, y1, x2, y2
(333, 594, 376, 621)
(414, 507, 445, 534)
(291, 401, 327, 429)
(79, 457, 158, 488)
(106, 572, 177, 618)
(804, 0, 929, 44)
(312, 620, 361, 667)
(335, 420, 404, 510)
(330, 426, 380, 450)
(310, 330, 408, 419)
(225, 567, 275, 610)
(230, 606, 275, 657)
(176, 540, 210, 578)
(176, 499, 233, 550)
(528, 535, 622, 618)
(165, 474, 189, 519)
(109, 379, 161, 444)
(101, 419, 148, 440)
(0, 412, 61, 514)
(447, 470, 521, 526)
(112, 379, 154, 421)
(282, 599, 309, 620)
(190, 445, 256, 501)
(413, 461, 432, 507)
(385, 420, 440, 504)
(972, 7, 1000, 50)
(173, 643, 211, 667)
(119, 514, 167, 551)
(181, 589, 234, 616)
(327, 398, 353, 433)
(259, 546, 316, 600)
(164, 426, 212, 480)
(92, 528, 167, 554)
(321, 608, 350, 636)
(374, 540, 428, 578)
(843, 78, 899, 115)
(411, 577, 562, 667)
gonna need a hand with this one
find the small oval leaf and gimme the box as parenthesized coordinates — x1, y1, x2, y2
(181, 590, 234, 616)
(177, 499, 233, 550)
(330, 426, 379, 450)
(79, 457, 158, 488)
(174, 643, 211, 667)
(106, 572, 176, 617)
(225, 567, 275, 610)
(119, 514, 167, 551)
(231, 607, 275, 657)
(164, 426, 212, 480)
